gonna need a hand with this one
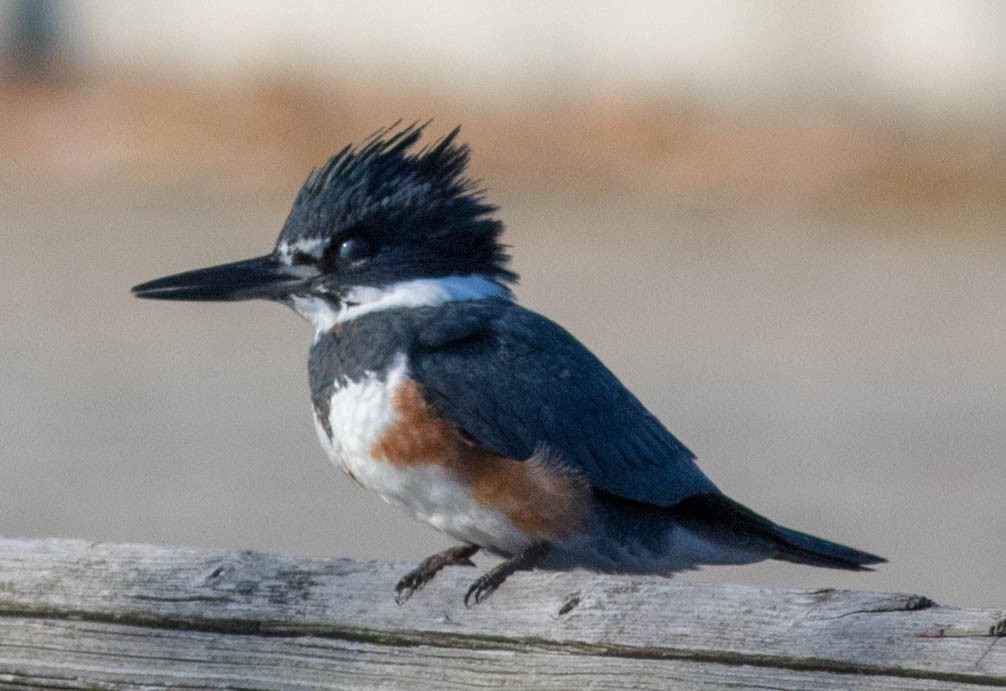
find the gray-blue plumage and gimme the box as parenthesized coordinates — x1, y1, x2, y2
(407, 299, 717, 506)
(306, 296, 882, 571)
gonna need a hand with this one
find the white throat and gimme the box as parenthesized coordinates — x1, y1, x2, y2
(290, 274, 511, 336)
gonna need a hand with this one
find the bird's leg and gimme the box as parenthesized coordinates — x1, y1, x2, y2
(464, 541, 551, 607)
(395, 543, 480, 604)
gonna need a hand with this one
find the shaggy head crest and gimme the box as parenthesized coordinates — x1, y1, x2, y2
(277, 124, 516, 286)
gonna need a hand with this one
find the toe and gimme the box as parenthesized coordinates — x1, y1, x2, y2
(464, 577, 497, 607)
(394, 572, 423, 604)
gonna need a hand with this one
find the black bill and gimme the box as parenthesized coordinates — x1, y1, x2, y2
(132, 254, 314, 301)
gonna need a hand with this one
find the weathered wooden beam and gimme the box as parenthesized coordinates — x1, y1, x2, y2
(0, 538, 1001, 689)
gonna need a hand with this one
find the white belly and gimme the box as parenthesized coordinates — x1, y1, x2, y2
(312, 353, 532, 553)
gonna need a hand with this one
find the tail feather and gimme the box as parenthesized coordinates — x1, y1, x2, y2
(771, 524, 886, 570)
(667, 493, 886, 571)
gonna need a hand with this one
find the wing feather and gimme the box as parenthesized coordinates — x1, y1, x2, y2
(409, 300, 718, 507)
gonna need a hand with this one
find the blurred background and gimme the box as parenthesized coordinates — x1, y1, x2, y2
(1, 1, 1002, 609)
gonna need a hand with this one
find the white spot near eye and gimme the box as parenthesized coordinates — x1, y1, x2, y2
(277, 237, 328, 263)
(295, 237, 328, 256)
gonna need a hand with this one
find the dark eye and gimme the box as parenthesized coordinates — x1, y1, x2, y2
(337, 237, 372, 263)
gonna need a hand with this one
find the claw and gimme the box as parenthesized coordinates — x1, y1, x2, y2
(393, 544, 480, 604)
(464, 575, 498, 607)
(394, 574, 423, 605)
(462, 541, 550, 607)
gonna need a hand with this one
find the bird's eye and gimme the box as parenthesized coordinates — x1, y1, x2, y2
(338, 237, 372, 263)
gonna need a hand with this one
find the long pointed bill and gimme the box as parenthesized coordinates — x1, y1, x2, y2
(132, 254, 315, 301)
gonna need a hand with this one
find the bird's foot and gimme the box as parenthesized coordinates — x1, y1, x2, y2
(394, 543, 480, 604)
(464, 541, 550, 607)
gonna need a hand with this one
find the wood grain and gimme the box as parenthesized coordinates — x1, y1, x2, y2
(0, 538, 1001, 689)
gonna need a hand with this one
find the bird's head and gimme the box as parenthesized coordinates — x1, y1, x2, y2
(132, 125, 516, 331)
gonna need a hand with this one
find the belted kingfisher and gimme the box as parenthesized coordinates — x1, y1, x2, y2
(133, 125, 884, 605)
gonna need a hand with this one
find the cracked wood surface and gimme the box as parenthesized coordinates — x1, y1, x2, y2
(0, 538, 1002, 690)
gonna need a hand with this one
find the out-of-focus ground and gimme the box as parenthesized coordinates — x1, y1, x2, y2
(1, 3, 1004, 609)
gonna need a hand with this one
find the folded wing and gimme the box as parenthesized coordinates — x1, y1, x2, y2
(408, 299, 719, 507)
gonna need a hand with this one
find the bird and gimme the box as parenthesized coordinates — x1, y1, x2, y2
(132, 124, 885, 605)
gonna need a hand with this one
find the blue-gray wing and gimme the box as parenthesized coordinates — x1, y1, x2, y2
(408, 299, 718, 507)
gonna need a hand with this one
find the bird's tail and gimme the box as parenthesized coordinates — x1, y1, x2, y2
(770, 522, 886, 570)
(668, 493, 886, 571)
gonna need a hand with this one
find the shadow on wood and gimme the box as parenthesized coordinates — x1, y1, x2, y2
(0, 538, 1001, 689)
